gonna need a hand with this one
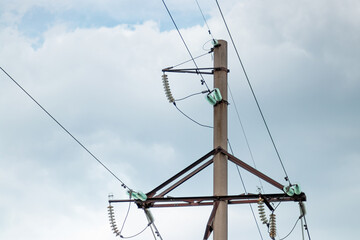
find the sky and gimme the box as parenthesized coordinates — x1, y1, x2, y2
(0, 0, 359, 239)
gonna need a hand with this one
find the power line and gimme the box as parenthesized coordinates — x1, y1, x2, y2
(228, 139, 264, 240)
(228, 84, 265, 193)
(161, 0, 210, 91)
(279, 217, 301, 240)
(174, 102, 213, 129)
(194, 0, 216, 41)
(171, 51, 212, 69)
(149, 222, 164, 240)
(214, 0, 291, 184)
(303, 214, 312, 240)
(175, 90, 208, 102)
(0, 66, 132, 191)
(119, 195, 133, 236)
(120, 224, 150, 239)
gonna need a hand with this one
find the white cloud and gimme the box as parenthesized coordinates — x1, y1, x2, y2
(1, 0, 359, 239)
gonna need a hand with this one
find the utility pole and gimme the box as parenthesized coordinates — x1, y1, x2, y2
(109, 39, 306, 240)
(213, 40, 228, 240)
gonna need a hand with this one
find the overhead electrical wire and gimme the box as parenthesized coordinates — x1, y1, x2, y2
(120, 224, 150, 239)
(174, 103, 213, 129)
(193, 0, 270, 193)
(194, 0, 216, 42)
(163, 52, 212, 103)
(161, 0, 222, 130)
(149, 222, 164, 240)
(162, 2, 308, 240)
(175, 90, 208, 102)
(228, 139, 264, 240)
(118, 195, 133, 236)
(301, 216, 305, 240)
(303, 214, 312, 240)
(214, 0, 291, 184)
(170, 51, 212, 69)
(196, 0, 266, 193)
(228, 84, 265, 193)
(162, 72, 212, 128)
(279, 202, 309, 240)
(0, 66, 132, 192)
(279, 217, 301, 240)
(161, 0, 210, 92)
(194, 0, 266, 191)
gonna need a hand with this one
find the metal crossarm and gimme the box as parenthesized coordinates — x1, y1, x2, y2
(162, 67, 230, 75)
(146, 146, 284, 201)
(109, 145, 306, 239)
(109, 193, 306, 208)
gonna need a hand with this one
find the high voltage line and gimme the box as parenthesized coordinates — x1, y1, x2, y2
(214, 0, 292, 184)
(0, 66, 133, 192)
(159, 0, 311, 239)
(161, 0, 211, 92)
(1, 1, 312, 238)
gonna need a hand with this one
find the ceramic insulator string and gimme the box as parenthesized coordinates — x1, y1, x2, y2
(162, 74, 174, 103)
(108, 205, 120, 236)
(258, 198, 269, 226)
(269, 213, 277, 239)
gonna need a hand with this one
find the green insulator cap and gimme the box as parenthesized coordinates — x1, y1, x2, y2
(283, 185, 294, 196)
(212, 39, 219, 47)
(213, 88, 222, 102)
(137, 191, 147, 201)
(293, 184, 302, 195)
(206, 94, 217, 105)
(129, 191, 147, 201)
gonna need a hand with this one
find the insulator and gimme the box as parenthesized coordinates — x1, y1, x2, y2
(283, 185, 295, 196)
(257, 198, 268, 225)
(299, 202, 306, 217)
(212, 39, 219, 47)
(293, 184, 302, 195)
(162, 74, 174, 103)
(206, 88, 222, 105)
(269, 213, 277, 239)
(213, 88, 222, 102)
(145, 208, 154, 224)
(108, 205, 120, 236)
(129, 190, 148, 201)
(206, 94, 217, 105)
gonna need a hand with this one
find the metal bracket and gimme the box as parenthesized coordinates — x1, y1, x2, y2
(162, 67, 230, 75)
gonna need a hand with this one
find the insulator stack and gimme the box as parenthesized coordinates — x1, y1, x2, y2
(162, 74, 174, 103)
(257, 198, 268, 225)
(299, 201, 306, 217)
(108, 205, 120, 236)
(269, 213, 277, 239)
(145, 208, 154, 224)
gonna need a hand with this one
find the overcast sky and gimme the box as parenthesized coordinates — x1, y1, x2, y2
(1, 0, 359, 239)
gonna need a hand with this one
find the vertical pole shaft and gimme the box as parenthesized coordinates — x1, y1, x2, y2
(213, 40, 228, 240)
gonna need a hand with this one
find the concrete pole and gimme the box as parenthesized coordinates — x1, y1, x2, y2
(213, 40, 228, 240)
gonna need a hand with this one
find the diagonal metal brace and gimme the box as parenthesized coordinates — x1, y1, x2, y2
(216, 147, 284, 190)
(146, 148, 219, 198)
(203, 201, 220, 240)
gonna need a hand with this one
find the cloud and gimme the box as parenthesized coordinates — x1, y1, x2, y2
(1, 0, 360, 239)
